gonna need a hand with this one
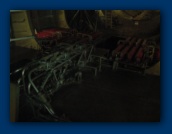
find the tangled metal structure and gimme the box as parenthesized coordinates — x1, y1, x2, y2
(10, 27, 160, 121)
(10, 29, 102, 121)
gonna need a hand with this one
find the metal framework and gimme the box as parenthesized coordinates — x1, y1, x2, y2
(10, 30, 97, 121)
(10, 28, 159, 121)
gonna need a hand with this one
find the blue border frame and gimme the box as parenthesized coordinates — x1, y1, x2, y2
(1, 0, 172, 134)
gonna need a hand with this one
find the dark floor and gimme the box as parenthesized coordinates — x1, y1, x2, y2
(50, 68, 160, 122)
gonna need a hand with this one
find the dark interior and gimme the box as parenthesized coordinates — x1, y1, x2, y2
(10, 10, 160, 122)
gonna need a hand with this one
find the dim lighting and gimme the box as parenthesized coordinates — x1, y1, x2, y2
(34, 29, 37, 34)
(134, 21, 139, 25)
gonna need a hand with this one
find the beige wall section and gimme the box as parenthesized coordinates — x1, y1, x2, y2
(112, 10, 149, 20)
(11, 11, 40, 50)
(145, 62, 160, 76)
(55, 10, 69, 28)
(97, 10, 104, 17)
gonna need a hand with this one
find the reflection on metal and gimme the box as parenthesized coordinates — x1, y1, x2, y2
(10, 10, 160, 121)
(69, 10, 79, 25)
(10, 10, 25, 12)
(10, 30, 100, 121)
(10, 36, 35, 42)
(10, 10, 39, 49)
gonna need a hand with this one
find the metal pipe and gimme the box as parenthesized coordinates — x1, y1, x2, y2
(10, 10, 25, 12)
(28, 53, 79, 94)
(10, 36, 35, 42)
(87, 46, 94, 62)
(28, 72, 46, 94)
(53, 70, 59, 87)
(69, 10, 80, 25)
(40, 71, 53, 90)
(22, 68, 27, 93)
(28, 68, 41, 93)
(10, 67, 23, 75)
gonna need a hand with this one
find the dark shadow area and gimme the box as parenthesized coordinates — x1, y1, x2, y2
(51, 69, 160, 122)
(18, 68, 160, 122)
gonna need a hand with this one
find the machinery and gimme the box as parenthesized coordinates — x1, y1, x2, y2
(10, 29, 99, 121)
(111, 37, 159, 73)
(10, 10, 160, 121)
